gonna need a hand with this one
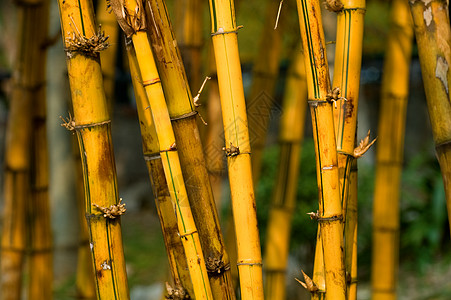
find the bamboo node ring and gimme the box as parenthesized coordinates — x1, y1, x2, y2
(178, 230, 198, 240)
(236, 262, 263, 266)
(60, 114, 112, 131)
(222, 142, 240, 157)
(307, 211, 343, 222)
(160, 142, 177, 152)
(65, 17, 109, 58)
(93, 198, 126, 219)
(211, 25, 244, 36)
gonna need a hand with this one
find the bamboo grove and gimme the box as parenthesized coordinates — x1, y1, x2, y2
(0, 0, 450, 299)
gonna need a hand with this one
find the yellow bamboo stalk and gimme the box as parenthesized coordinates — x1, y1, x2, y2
(1, 0, 49, 297)
(371, 0, 413, 298)
(29, 2, 53, 295)
(248, 0, 283, 184)
(264, 47, 308, 300)
(409, 0, 451, 238)
(208, 0, 264, 299)
(144, 1, 236, 298)
(175, 0, 203, 94)
(330, 0, 365, 298)
(74, 141, 97, 299)
(126, 42, 194, 298)
(345, 160, 358, 299)
(56, 0, 130, 298)
(109, 1, 214, 298)
(295, 0, 346, 298)
(97, 0, 119, 114)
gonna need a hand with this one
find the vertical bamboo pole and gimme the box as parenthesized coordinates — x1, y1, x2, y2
(126, 42, 194, 299)
(96, 0, 119, 114)
(264, 47, 308, 300)
(74, 142, 97, 299)
(371, 0, 413, 298)
(1, 0, 49, 298)
(56, 0, 130, 298)
(295, 0, 346, 298)
(29, 2, 53, 297)
(109, 0, 214, 298)
(330, 0, 365, 298)
(208, 0, 264, 299)
(248, 0, 283, 184)
(410, 0, 451, 238)
(175, 0, 203, 94)
(144, 1, 236, 298)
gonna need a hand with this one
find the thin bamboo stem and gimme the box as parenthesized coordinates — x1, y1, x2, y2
(97, 0, 119, 114)
(410, 0, 451, 238)
(74, 139, 97, 299)
(1, 0, 50, 298)
(208, 0, 264, 298)
(264, 47, 307, 300)
(295, 0, 346, 298)
(127, 42, 194, 299)
(56, 0, 130, 298)
(175, 0, 203, 95)
(29, 3, 53, 295)
(331, 0, 365, 298)
(144, 1, 236, 298)
(371, 0, 413, 298)
(248, 0, 283, 184)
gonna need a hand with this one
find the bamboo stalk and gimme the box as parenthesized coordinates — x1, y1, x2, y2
(144, 1, 236, 298)
(264, 47, 308, 300)
(330, 0, 365, 298)
(248, 0, 283, 184)
(1, 0, 49, 297)
(126, 42, 194, 299)
(409, 0, 451, 238)
(109, 1, 214, 298)
(345, 159, 358, 299)
(56, 0, 130, 298)
(29, 2, 53, 295)
(175, 0, 203, 95)
(371, 0, 413, 298)
(208, 0, 264, 298)
(74, 140, 97, 299)
(295, 0, 346, 298)
(96, 0, 119, 114)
